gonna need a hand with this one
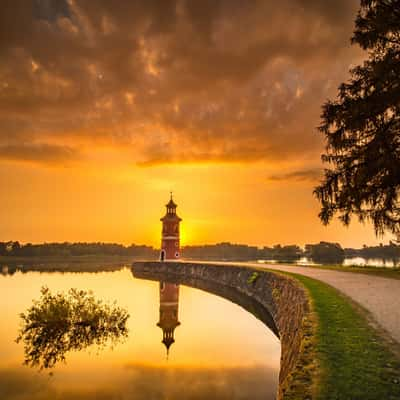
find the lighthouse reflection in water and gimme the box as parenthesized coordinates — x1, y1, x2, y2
(157, 282, 180, 357)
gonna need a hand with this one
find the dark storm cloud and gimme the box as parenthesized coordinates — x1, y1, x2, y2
(33, 0, 71, 22)
(267, 168, 322, 182)
(0, 0, 361, 166)
(0, 143, 79, 164)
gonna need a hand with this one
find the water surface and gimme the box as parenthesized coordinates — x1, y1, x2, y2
(0, 267, 280, 399)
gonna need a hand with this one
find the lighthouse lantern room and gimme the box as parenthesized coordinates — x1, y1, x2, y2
(160, 193, 182, 261)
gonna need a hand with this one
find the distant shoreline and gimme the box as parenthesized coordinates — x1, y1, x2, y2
(0, 254, 139, 265)
(0, 254, 398, 268)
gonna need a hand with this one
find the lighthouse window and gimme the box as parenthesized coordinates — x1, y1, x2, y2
(175, 252, 179, 258)
(175, 241, 179, 247)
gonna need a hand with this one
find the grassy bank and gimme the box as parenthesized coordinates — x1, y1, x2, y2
(288, 272, 400, 399)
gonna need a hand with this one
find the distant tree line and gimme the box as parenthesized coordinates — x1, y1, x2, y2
(182, 241, 400, 264)
(1, 240, 399, 265)
(0, 241, 158, 258)
(305, 242, 345, 264)
(181, 242, 315, 262)
(345, 242, 400, 264)
(181, 242, 263, 261)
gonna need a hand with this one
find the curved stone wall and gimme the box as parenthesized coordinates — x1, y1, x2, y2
(132, 261, 311, 399)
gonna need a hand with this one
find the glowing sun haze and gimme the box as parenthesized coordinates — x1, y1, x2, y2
(0, 0, 387, 247)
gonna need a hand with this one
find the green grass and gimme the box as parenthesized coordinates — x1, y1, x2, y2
(245, 264, 400, 398)
(247, 271, 259, 285)
(291, 273, 400, 400)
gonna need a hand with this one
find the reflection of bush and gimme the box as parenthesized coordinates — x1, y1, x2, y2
(16, 287, 129, 370)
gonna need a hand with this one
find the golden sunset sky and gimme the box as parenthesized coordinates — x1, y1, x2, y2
(0, 0, 389, 247)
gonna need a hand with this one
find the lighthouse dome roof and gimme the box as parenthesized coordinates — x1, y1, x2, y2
(166, 198, 177, 208)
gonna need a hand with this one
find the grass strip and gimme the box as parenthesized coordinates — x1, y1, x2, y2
(290, 273, 400, 399)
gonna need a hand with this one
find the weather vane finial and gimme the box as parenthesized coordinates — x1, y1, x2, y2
(170, 191, 173, 200)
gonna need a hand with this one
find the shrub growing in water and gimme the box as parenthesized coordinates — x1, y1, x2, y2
(16, 286, 129, 370)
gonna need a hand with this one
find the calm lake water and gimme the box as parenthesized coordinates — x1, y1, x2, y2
(0, 267, 280, 400)
(261, 257, 398, 267)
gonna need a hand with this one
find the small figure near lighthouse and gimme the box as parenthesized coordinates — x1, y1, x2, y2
(160, 193, 182, 262)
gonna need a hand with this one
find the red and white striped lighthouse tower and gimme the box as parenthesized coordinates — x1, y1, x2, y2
(160, 193, 182, 261)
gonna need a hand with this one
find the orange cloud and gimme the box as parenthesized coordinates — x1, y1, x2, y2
(0, 0, 362, 167)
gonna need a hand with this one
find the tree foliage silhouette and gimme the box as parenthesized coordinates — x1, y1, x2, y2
(315, 0, 400, 235)
(16, 287, 129, 370)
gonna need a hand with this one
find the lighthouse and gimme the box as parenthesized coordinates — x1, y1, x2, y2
(160, 193, 182, 261)
(157, 194, 182, 356)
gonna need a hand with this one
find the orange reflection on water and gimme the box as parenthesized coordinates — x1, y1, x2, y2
(0, 268, 280, 399)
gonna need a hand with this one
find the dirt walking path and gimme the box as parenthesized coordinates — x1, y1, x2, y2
(194, 260, 400, 344)
(247, 262, 400, 344)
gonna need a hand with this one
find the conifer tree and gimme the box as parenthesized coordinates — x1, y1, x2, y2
(315, 0, 400, 235)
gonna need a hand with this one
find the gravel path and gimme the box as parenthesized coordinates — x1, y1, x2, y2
(191, 260, 400, 343)
(245, 262, 400, 344)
